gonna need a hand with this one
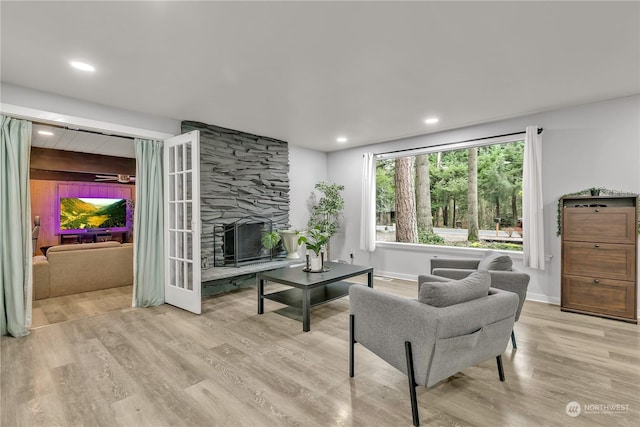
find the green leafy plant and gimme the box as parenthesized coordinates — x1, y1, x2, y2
(261, 230, 281, 250)
(308, 182, 345, 238)
(297, 226, 330, 256)
(418, 230, 444, 244)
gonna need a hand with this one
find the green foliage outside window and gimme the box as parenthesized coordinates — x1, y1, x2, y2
(376, 140, 525, 250)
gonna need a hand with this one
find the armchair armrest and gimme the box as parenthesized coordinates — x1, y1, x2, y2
(349, 286, 437, 386)
(485, 270, 529, 321)
(430, 258, 480, 273)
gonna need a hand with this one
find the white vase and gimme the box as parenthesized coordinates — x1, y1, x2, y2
(280, 230, 300, 259)
(309, 253, 323, 272)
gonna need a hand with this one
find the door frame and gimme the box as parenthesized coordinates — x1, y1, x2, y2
(1, 102, 175, 322)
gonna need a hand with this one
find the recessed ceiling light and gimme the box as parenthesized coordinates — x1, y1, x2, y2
(38, 130, 54, 136)
(424, 117, 439, 124)
(336, 136, 348, 143)
(70, 61, 95, 72)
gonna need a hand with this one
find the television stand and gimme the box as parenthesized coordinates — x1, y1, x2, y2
(59, 231, 128, 244)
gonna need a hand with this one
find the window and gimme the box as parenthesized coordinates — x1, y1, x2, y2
(375, 139, 524, 251)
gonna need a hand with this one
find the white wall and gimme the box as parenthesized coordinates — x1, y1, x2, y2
(327, 95, 640, 305)
(288, 145, 328, 231)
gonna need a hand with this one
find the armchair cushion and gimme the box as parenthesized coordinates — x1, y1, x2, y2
(477, 250, 513, 271)
(418, 270, 490, 307)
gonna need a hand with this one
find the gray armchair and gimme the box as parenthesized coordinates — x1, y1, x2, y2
(429, 254, 530, 348)
(349, 282, 519, 426)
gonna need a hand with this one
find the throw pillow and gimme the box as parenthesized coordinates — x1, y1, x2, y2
(477, 250, 512, 271)
(418, 271, 491, 307)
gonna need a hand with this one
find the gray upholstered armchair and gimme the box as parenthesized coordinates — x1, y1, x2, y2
(349, 272, 519, 426)
(429, 251, 530, 348)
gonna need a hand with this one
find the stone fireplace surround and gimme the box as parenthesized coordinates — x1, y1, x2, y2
(181, 121, 292, 295)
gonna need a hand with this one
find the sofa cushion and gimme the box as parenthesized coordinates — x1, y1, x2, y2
(419, 271, 491, 307)
(477, 250, 512, 271)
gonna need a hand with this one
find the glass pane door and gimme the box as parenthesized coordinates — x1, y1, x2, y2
(164, 131, 201, 314)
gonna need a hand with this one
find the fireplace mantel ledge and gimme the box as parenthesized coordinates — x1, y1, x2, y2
(201, 259, 303, 283)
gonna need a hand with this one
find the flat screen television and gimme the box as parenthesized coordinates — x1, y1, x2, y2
(59, 197, 128, 233)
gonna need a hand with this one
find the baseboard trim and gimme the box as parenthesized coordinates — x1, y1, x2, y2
(375, 270, 418, 282)
(525, 293, 560, 305)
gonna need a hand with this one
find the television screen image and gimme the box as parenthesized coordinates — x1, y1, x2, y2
(59, 197, 127, 231)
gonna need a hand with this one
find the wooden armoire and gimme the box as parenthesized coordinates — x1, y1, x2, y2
(561, 195, 638, 323)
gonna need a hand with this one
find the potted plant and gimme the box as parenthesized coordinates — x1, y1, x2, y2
(298, 226, 330, 271)
(307, 182, 345, 260)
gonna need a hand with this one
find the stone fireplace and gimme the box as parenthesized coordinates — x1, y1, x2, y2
(181, 121, 290, 270)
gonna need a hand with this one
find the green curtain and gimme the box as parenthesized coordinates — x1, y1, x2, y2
(133, 138, 165, 307)
(0, 116, 32, 337)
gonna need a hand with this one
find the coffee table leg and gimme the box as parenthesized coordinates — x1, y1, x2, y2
(367, 271, 373, 288)
(302, 288, 311, 332)
(258, 277, 264, 314)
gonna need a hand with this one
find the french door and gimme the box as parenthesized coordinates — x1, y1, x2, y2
(163, 130, 201, 314)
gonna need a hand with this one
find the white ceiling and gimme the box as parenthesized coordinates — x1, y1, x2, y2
(2, 1, 639, 153)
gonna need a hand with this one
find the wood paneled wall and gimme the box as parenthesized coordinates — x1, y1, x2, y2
(30, 180, 135, 255)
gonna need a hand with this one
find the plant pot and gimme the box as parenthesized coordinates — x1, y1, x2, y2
(309, 253, 323, 272)
(280, 230, 300, 259)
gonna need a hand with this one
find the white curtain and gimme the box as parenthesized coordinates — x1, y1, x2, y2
(0, 115, 32, 336)
(523, 125, 545, 270)
(360, 153, 376, 252)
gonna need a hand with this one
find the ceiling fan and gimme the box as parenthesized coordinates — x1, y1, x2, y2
(95, 174, 136, 184)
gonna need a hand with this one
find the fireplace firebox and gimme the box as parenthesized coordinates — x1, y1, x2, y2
(214, 220, 274, 267)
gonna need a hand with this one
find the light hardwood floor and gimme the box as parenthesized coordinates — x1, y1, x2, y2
(2, 277, 639, 426)
(31, 285, 133, 328)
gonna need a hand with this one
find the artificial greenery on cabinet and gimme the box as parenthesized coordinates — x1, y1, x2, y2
(556, 188, 640, 236)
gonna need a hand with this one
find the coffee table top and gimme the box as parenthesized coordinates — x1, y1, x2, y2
(257, 262, 373, 288)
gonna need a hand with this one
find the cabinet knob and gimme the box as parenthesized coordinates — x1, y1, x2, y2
(594, 244, 600, 248)
(594, 279, 600, 284)
(594, 209, 600, 212)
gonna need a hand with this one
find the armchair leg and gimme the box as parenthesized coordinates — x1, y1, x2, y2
(349, 314, 355, 378)
(496, 355, 505, 382)
(404, 341, 420, 427)
(510, 330, 517, 349)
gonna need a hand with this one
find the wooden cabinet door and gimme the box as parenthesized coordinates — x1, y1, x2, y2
(562, 275, 635, 320)
(563, 207, 636, 244)
(562, 241, 636, 282)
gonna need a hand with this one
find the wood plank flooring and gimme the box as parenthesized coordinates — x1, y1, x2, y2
(31, 286, 133, 328)
(2, 277, 639, 426)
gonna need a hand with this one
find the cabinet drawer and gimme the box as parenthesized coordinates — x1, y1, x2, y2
(563, 241, 636, 281)
(563, 207, 636, 244)
(562, 275, 636, 320)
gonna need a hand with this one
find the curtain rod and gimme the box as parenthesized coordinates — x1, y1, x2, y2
(375, 127, 543, 157)
(33, 120, 136, 141)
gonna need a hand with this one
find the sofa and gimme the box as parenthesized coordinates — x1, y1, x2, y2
(32, 241, 134, 299)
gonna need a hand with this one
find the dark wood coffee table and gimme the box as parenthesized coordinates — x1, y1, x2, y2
(257, 262, 373, 332)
